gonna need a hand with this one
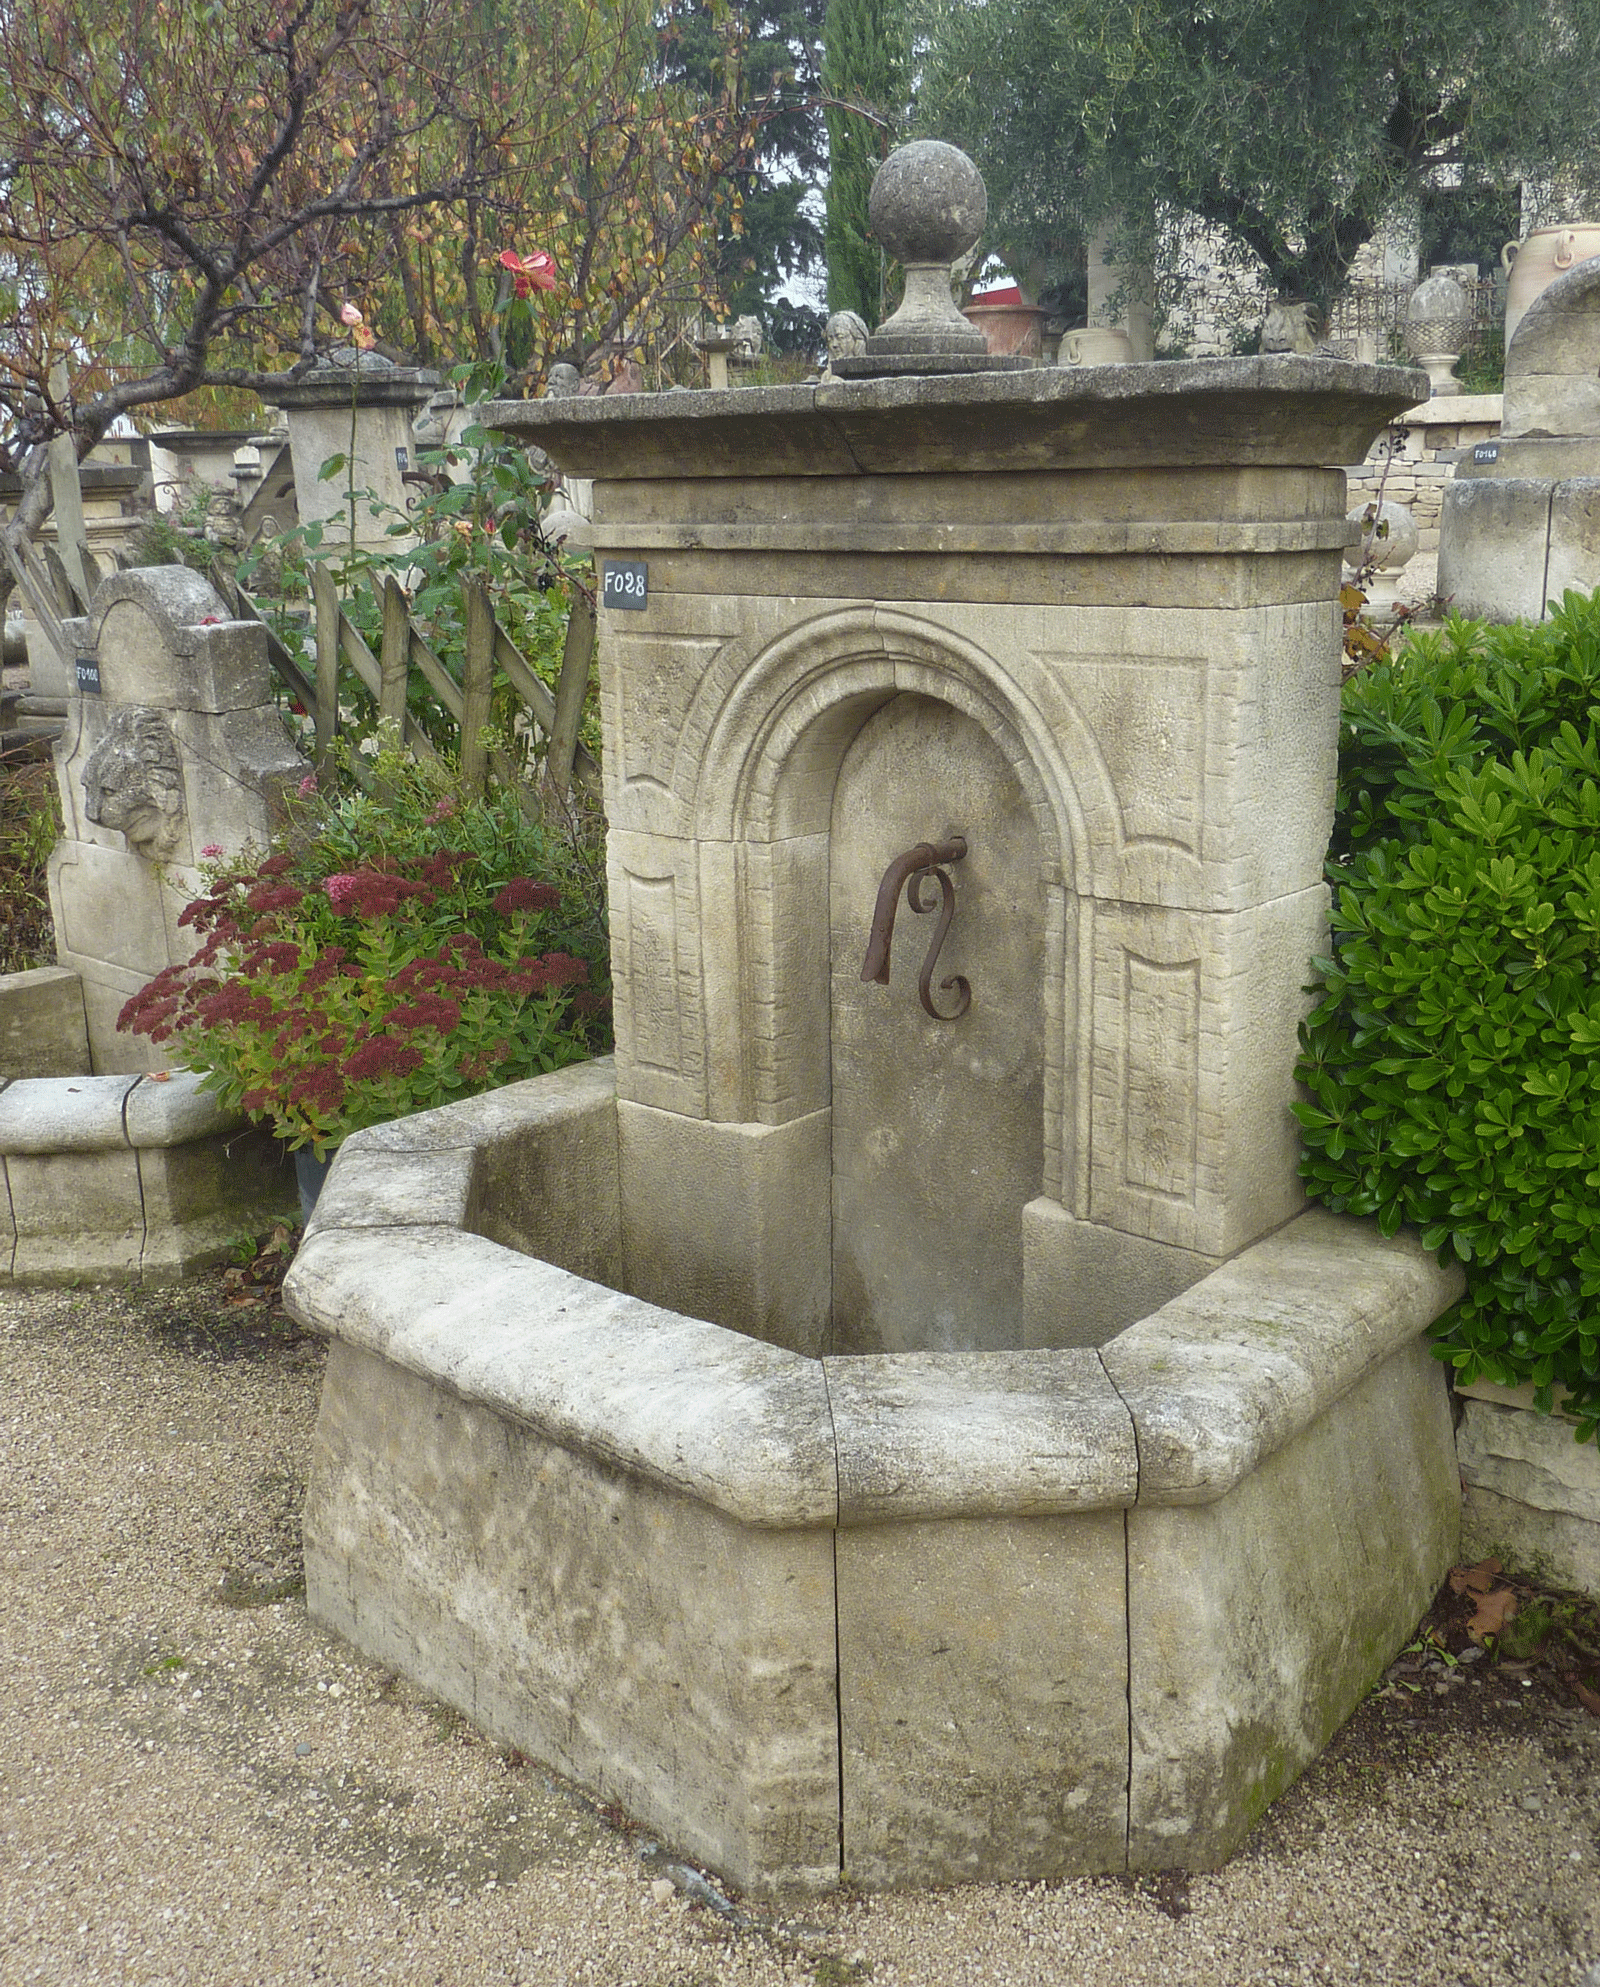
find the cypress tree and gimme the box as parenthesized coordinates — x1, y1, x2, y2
(821, 0, 906, 326)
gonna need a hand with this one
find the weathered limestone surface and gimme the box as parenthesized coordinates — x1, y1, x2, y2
(824, 1347, 1136, 1522)
(1458, 1394, 1600, 1600)
(346, 1060, 621, 1285)
(835, 1510, 1130, 1888)
(48, 568, 306, 1072)
(616, 1100, 831, 1355)
(287, 1225, 838, 1529)
(1126, 1333, 1458, 1867)
(1101, 1207, 1464, 1502)
(266, 361, 438, 549)
(0, 967, 90, 1080)
(1022, 1198, 1223, 1348)
(6, 1147, 145, 1281)
(288, 1062, 1466, 1893)
(0, 1070, 293, 1283)
(291, 351, 1452, 1894)
(1439, 259, 1600, 621)
(484, 361, 1420, 1355)
(304, 1342, 842, 1895)
(1437, 478, 1557, 621)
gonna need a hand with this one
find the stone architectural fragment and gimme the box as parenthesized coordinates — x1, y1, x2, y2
(1440, 257, 1600, 619)
(47, 568, 307, 1071)
(0, 1069, 293, 1282)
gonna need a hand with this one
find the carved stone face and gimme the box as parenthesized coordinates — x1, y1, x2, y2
(826, 311, 868, 362)
(82, 704, 186, 859)
(1261, 300, 1319, 354)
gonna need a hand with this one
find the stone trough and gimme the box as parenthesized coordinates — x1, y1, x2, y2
(291, 1066, 1461, 1892)
(285, 333, 1469, 1892)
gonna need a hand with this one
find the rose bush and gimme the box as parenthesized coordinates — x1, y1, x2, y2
(119, 751, 609, 1156)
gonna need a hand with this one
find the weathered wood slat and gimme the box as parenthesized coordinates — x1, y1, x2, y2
(406, 623, 465, 721)
(546, 591, 594, 795)
(493, 619, 599, 789)
(460, 581, 495, 799)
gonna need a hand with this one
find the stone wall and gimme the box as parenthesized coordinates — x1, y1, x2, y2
(1347, 394, 1503, 556)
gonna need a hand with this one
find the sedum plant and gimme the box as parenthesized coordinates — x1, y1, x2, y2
(118, 746, 609, 1157)
(1295, 590, 1600, 1442)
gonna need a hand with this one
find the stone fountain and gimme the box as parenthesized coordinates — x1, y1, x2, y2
(286, 145, 1461, 1894)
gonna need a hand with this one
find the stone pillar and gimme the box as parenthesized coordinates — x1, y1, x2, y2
(1087, 216, 1155, 361)
(48, 568, 308, 1072)
(265, 357, 439, 555)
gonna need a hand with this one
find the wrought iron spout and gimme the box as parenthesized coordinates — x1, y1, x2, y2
(859, 836, 969, 1018)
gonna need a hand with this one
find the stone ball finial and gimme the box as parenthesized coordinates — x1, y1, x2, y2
(868, 140, 987, 267)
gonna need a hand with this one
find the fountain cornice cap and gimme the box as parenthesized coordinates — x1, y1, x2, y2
(482, 356, 1431, 481)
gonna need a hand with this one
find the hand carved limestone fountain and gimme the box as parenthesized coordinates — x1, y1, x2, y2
(287, 146, 1462, 1895)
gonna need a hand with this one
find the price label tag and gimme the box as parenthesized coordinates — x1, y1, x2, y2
(1472, 441, 1500, 465)
(602, 561, 649, 611)
(75, 655, 102, 696)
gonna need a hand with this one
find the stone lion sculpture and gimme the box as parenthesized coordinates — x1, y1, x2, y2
(82, 705, 186, 861)
(1261, 299, 1323, 355)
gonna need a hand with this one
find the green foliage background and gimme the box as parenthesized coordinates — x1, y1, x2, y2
(915, 0, 1600, 315)
(821, 0, 907, 324)
(1296, 593, 1600, 1442)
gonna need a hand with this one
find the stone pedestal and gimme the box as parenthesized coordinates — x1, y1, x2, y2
(265, 358, 439, 553)
(487, 357, 1424, 1349)
(1439, 258, 1600, 620)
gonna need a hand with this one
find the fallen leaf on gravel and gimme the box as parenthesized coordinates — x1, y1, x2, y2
(1568, 1674, 1600, 1717)
(1467, 1587, 1519, 1643)
(1450, 1559, 1501, 1596)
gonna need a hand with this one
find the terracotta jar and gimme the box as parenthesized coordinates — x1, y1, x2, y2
(961, 300, 1046, 358)
(1503, 225, 1600, 348)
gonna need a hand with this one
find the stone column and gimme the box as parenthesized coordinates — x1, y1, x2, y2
(1087, 216, 1155, 361)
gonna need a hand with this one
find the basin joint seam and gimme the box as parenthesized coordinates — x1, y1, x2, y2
(122, 1081, 151, 1279)
(1097, 1347, 1140, 1868)
(818, 1355, 846, 1878)
(1541, 482, 1556, 620)
(0, 1154, 14, 1278)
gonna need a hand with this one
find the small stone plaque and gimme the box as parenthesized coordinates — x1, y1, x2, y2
(1472, 440, 1500, 464)
(75, 655, 102, 696)
(603, 560, 649, 611)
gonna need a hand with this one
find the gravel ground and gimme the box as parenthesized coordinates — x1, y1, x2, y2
(3, 1275, 1599, 1987)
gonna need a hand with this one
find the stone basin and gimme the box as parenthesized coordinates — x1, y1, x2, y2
(286, 1061, 1461, 1894)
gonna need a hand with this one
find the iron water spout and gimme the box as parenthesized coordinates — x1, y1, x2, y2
(859, 836, 971, 1020)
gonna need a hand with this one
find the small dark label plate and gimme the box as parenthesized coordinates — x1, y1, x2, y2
(1472, 441, 1500, 464)
(602, 561, 649, 611)
(75, 655, 102, 695)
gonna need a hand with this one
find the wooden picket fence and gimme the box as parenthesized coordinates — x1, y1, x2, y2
(209, 565, 599, 806)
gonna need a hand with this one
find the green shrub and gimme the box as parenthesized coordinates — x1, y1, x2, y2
(118, 745, 610, 1156)
(1295, 590, 1600, 1442)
